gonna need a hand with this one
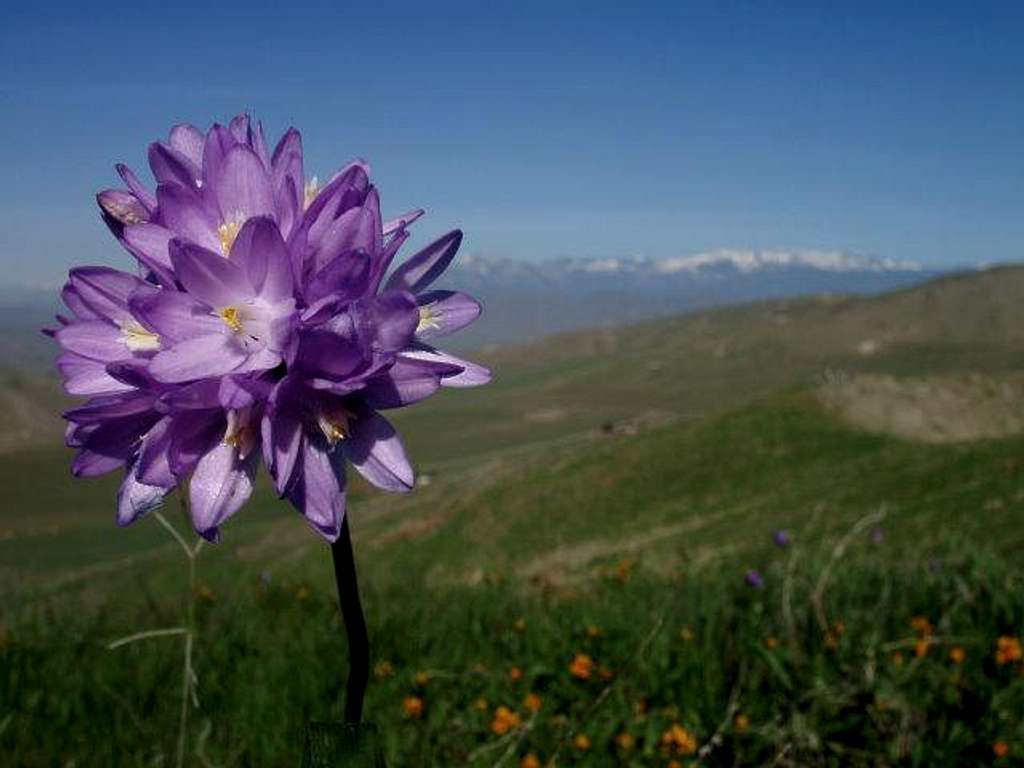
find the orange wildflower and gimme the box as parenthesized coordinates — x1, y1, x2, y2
(573, 733, 591, 751)
(993, 741, 1010, 758)
(910, 616, 933, 636)
(520, 754, 540, 768)
(667, 762, 683, 768)
(413, 671, 431, 687)
(891, 651, 905, 666)
(374, 660, 395, 679)
(402, 696, 424, 719)
(586, 625, 602, 638)
(473, 697, 489, 712)
(569, 653, 595, 680)
(764, 636, 778, 650)
(615, 731, 635, 751)
(914, 638, 931, 658)
(996, 636, 1022, 665)
(734, 713, 751, 732)
(949, 646, 966, 664)
(598, 665, 615, 681)
(659, 723, 698, 756)
(508, 666, 524, 682)
(679, 627, 694, 642)
(491, 706, 522, 735)
(523, 692, 542, 713)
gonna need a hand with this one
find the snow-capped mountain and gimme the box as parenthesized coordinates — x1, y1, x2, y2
(0, 249, 948, 368)
(444, 249, 943, 347)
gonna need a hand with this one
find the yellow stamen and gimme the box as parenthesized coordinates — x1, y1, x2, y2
(317, 406, 354, 446)
(417, 304, 441, 333)
(217, 216, 244, 255)
(119, 320, 160, 352)
(303, 177, 320, 210)
(219, 306, 243, 333)
(223, 408, 256, 459)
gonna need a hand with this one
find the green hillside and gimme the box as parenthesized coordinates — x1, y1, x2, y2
(3, 267, 1024, 766)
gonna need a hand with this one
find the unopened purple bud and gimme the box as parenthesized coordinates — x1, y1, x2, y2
(772, 530, 791, 548)
(745, 569, 765, 589)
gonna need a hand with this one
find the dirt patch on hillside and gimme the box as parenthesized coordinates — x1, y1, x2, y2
(818, 373, 1024, 443)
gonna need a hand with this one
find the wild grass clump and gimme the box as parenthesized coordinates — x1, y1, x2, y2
(2, 522, 1022, 767)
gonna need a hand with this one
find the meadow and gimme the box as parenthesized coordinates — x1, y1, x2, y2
(3, 268, 1024, 766)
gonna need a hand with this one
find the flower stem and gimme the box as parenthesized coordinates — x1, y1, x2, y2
(330, 516, 369, 723)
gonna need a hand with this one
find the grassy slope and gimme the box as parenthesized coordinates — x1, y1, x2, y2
(4, 267, 1024, 765)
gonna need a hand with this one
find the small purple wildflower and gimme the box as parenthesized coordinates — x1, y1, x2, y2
(772, 529, 791, 548)
(870, 527, 884, 544)
(52, 113, 490, 543)
(745, 570, 765, 589)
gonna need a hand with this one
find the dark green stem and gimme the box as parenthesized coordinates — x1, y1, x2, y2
(331, 516, 369, 723)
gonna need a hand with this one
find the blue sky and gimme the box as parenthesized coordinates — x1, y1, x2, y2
(1, 1, 1022, 286)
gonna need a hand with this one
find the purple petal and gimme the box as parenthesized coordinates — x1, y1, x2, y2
(129, 286, 223, 343)
(189, 443, 256, 541)
(55, 321, 127, 362)
(346, 410, 414, 492)
(287, 439, 345, 541)
(148, 142, 201, 190)
(137, 418, 176, 488)
(311, 192, 380, 276)
(385, 230, 462, 293)
(149, 334, 247, 383)
(290, 328, 367, 381)
(116, 164, 157, 211)
(68, 267, 146, 322)
(167, 411, 224, 476)
(271, 128, 303, 223)
(362, 358, 450, 409)
(73, 449, 128, 478)
(156, 183, 221, 253)
(62, 283, 101, 320)
(201, 124, 238, 188)
(170, 239, 255, 307)
(303, 161, 370, 230)
(228, 217, 293, 302)
(158, 379, 222, 411)
(263, 378, 305, 494)
(401, 344, 491, 387)
(355, 291, 419, 353)
(117, 457, 168, 527)
(57, 352, 133, 396)
(382, 208, 424, 236)
(97, 189, 149, 226)
(168, 124, 206, 167)
(415, 291, 482, 339)
(305, 250, 372, 306)
(213, 145, 275, 223)
(65, 392, 156, 425)
(123, 223, 175, 271)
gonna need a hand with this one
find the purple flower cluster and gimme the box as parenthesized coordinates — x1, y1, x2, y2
(51, 114, 489, 542)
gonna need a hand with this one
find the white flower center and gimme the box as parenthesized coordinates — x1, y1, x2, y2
(217, 213, 245, 256)
(416, 304, 441, 334)
(317, 406, 354, 446)
(119, 320, 160, 352)
(303, 177, 320, 210)
(223, 407, 256, 459)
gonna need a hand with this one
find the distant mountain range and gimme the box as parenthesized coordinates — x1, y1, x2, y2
(0, 249, 959, 366)
(444, 248, 947, 347)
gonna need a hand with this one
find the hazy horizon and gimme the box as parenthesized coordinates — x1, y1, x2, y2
(2, 1, 1023, 287)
